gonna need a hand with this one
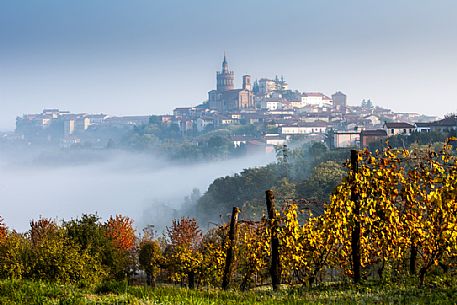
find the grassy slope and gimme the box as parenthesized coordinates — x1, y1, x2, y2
(1, 280, 457, 305)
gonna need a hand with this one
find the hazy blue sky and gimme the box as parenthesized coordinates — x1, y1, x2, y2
(1, 0, 456, 129)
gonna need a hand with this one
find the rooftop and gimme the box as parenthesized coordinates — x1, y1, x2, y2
(303, 92, 332, 100)
(431, 115, 457, 127)
(384, 122, 415, 129)
(415, 122, 432, 128)
(361, 129, 388, 136)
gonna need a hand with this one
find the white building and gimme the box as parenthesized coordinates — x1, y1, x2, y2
(280, 122, 328, 135)
(196, 117, 215, 132)
(86, 114, 108, 126)
(287, 100, 303, 109)
(415, 122, 432, 133)
(363, 115, 381, 126)
(264, 134, 287, 146)
(260, 100, 282, 111)
(301, 93, 333, 108)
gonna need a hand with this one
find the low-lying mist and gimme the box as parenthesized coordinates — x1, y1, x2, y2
(0, 146, 275, 233)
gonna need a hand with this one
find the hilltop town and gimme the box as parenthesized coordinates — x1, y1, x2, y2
(9, 55, 456, 152)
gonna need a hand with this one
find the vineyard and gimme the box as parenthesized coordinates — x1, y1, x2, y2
(1, 139, 457, 303)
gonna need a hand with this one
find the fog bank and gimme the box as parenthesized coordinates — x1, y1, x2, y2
(0, 147, 275, 232)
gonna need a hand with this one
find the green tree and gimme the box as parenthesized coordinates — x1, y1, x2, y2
(65, 214, 129, 281)
(297, 161, 345, 202)
(138, 240, 162, 287)
(65, 214, 106, 255)
(273, 177, 297, 204)
(30, 218, 106, 284)
(309, 142, 327, 160)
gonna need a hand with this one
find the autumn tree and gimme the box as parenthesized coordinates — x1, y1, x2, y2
(165, 217, 202, 288)
(0, 232, 31, 279)
(104, 215, 137, 279)
(0, 216, 7, 244)
(105, 215, 136, 251)
(30, 217, 58, 246)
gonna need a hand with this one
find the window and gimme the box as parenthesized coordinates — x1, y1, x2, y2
(391, 129, 394, 134)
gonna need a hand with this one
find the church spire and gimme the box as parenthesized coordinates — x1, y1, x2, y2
(222, 52, 228, 72)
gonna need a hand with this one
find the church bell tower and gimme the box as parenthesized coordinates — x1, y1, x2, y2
(216, 53, 235, 92)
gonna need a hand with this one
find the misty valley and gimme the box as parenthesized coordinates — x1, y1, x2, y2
(0, 146, 275, 233)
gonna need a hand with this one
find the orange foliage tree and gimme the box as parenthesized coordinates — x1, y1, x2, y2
(167, 217, 202, 249)
(0, 216, 6, 243)
(105, 215, 136, 251)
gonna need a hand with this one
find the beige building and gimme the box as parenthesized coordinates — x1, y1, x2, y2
(332, 91, 347, 113)
(64, 118, 75, 135)
(361, 129, 388, 147)
(333, 131, 360, 148)
(258, 76, 288, 95)
(258, 79, 277, 95)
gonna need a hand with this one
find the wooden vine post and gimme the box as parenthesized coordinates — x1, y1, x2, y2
(222, 207, 240, 290)
(410, 244, 417, 275)
(350, 149, 361, 284)
(266, 190, 281, 291)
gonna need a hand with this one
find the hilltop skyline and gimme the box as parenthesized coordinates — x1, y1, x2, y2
(1, 0, 457, 130)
